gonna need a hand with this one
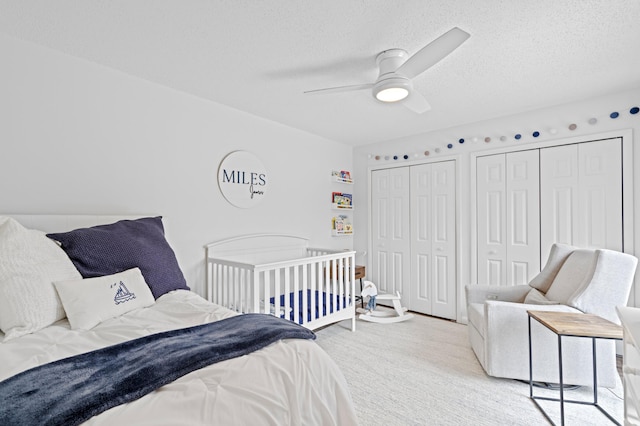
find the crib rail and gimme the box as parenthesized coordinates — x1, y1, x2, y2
(206, 249, 356, 331)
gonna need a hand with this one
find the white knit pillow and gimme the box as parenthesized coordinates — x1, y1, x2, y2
(528, 243, 574, 293)
(0, 217, 82, 341)
(545, 249, 597, 305)
(54, 267, 155, 330)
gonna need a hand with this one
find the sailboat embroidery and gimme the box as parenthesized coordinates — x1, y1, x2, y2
(114, 281, 136, 305)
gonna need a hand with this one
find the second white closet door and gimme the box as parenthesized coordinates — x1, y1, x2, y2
(410, 161, 456, 319)
(540, 138, 623, 260)
(477, 150, 540, 286)
(371, 167, 411, 306)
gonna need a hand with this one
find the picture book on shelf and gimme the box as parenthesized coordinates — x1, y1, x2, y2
(332, 192, 352, 207)
(332, 215, 352, 233)
(332, 170, 353, 182)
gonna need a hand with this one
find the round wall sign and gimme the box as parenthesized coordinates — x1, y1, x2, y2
(217, 151, 268, 208)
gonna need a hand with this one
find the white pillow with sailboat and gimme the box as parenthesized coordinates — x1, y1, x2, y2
(54, 267, 155, 330)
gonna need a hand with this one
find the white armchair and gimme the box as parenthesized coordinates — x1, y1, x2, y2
(466, 244, 637, 387)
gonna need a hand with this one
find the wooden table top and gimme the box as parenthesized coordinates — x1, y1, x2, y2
(527, 310, 623, 340)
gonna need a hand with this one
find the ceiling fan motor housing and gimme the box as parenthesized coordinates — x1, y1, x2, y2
(373, 49, 412, 102)
(376, 49, 409, 76)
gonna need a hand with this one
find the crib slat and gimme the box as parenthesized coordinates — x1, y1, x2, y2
(274, 269, 281, 318)
(292, 266, 299, 325)
(324, 259, 330, 319)
(222, 265, 228, 308)
(337, 259, 341, 309)
(284, 267, 291, 322)
(311, 261, 318, 321)
(333, 258, 339, 311)
(301, 265, 307, 326)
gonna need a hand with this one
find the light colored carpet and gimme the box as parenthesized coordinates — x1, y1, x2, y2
(315, 310, 623, 426)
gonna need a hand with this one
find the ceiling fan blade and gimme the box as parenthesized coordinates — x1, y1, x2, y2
(397, 27, 470, 79)
(402, 91, 431, 114)
(304, 83, 373, 95)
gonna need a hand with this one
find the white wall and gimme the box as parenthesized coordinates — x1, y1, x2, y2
(354, 88, 640, 320)
(0, 35, 353, 296)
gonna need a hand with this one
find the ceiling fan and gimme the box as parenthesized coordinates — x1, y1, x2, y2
(304, 27, 470, 113)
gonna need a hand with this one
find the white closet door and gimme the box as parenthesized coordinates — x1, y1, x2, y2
(371, 168, 410, 306)
(410, 161, 456, 319)
(477, 155, 507, 285)
(540, 144, 578, 254)
(577, 139, 623, 251)
(540, 138, 622, 260)
(505, 151, 540, 285)
(477, 150, 540, 286)
(410, 163, 434, 313)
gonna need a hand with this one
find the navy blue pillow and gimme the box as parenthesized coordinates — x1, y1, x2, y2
(47, 217, 189, 299)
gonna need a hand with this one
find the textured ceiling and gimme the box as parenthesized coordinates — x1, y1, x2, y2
(1, 1, 639, 146)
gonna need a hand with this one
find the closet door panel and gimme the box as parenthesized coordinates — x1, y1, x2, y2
(430, 161, 456, 319)
(375, 251, 388, 292)
(391, 251, 406, 295)
(577, 139, 622, 251)
(372, 171, 390, 294)
(477, 155, 506, 285)
(540, 144, 579, 260)
(477, 150, 539, 286)
(540, 138, 622, 260)
(510, 262, 529, 287)
(435, 254, 449, 302)
(416, 253, 430, 301)
(410, 164, 434, 314)
(487, 260, 503, 286)
(505, 150, 540, 285)
(371, 168, 410, 302)
(409, 161, 456, 319)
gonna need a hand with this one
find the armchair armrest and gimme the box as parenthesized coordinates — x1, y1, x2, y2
(465, 284, 531, 305)
(485, 300, 582, 315)
(482, 300, 583, 380)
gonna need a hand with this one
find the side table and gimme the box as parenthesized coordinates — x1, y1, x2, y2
(527, 310, 623, 425)
(354, 265, 365, 308)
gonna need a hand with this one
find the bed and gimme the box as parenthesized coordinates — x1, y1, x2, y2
(0, 215, 358, 426)
(205, 234, 357, 331)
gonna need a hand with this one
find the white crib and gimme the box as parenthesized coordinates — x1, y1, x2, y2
(205, 234, 357, 331)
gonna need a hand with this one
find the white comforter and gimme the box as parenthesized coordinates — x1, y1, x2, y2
(0, 290, 358, 425)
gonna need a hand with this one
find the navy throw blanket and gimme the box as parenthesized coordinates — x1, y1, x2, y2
(0, 313, 315, 426)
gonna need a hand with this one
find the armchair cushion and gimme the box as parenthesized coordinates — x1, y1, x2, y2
(528, 243, 574, 292)
(545, 249, 596, 304)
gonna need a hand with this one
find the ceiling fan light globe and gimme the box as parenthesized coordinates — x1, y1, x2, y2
(373, 77, 411, 103)
(376, 87, 409, 102)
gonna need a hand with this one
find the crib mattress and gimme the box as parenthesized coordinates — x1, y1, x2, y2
(271, 289, 350, 324)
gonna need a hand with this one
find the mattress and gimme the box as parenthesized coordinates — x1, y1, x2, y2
(0, 290, 358, 425)
(271, 290, 349, 324)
